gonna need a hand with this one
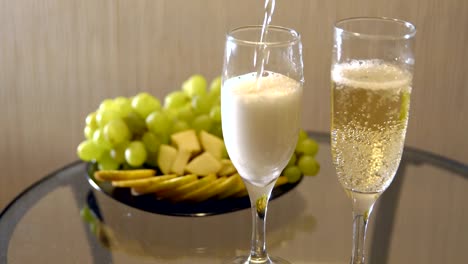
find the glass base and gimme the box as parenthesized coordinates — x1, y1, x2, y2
(225, 255, 291, 264)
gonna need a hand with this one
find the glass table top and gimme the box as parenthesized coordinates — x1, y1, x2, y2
(1, 132, 467, 264)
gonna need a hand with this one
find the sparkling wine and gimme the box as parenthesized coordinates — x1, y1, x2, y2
(331, 60, 412, 193)
(222, 71, 302, 186)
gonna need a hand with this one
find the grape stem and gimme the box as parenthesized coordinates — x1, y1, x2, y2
(244, 180, 275, 263)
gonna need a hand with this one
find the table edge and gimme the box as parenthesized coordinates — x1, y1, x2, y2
(0, 160, 83, 219)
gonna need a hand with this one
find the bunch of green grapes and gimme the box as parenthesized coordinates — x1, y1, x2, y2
(77, 75, 222, 170)
(282, 130, 320, 183)
(76, 74, 320, 182)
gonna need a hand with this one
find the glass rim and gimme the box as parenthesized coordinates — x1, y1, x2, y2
(226, 25, 301, 47)
(335, 17, 416, 40)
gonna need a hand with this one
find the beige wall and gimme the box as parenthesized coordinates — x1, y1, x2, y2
(1, 0, 467, 209)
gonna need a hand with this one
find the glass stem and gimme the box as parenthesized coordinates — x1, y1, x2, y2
(245, 180, 275, 263)
(350, 192, 377, 264)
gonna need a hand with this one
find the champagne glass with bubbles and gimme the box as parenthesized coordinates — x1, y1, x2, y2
(331, 17, 416, 264)
(221, 25, 303, 264)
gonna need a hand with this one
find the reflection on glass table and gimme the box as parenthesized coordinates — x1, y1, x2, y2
(0, 132, 467, 264)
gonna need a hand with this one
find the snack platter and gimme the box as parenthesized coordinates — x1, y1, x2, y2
(86, 162, 303, 217)
(77, 75, 319, 217)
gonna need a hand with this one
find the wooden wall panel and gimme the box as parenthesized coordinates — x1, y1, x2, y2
(1, 0, 467, 209)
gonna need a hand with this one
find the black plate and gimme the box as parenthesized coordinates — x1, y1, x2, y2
(86, 163, 302, 217)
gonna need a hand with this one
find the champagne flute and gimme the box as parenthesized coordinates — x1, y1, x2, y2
(331, 17, 416, 264)
(221, 25, 303, 264)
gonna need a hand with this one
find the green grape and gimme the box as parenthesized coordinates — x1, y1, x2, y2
(85, 112, 98, 129)
(142, 131, 161, 153)
(96, 109, 120, 127)
(210, 124, 223, 139)
(297, 155, 320, 176)
(113, 96, 133, 117)
(208, 76, 222, 104)
(164, 108, 178, 121)
(295, 138, 319, 156)
(171, 120, 190, 134)
(164, 91, 189, 110)
(146, 111, 171, 136)
(131, 92, 162, 119)
(77, 140, 104, 161)
(104, 119, 131, 146)
(176, 103, 195, 122)
(125, 141, 147, 167)
(192, 114, 213, 132)
(121, 163, 136, 170)
(84, 126, 96, 140)
(146, 151, 158, 167)
(283, 166, 302, 183)
(183, 74, 207, 98)
(209, 76, 222, 94)
(209, 105, 221, 122)
(287, 153, 297, 167)
(110, 143, 128, 164)
(213, 94, 221, 107)
(400, 91, 410, 121)
(221, 144, 229, 159)
(298, 129, 308, 142)
(192, 94, 213, 115)
(98, 98, 116, 112)
(98, 150, 120, 170)
(124, 111, 146, 135)
(159, 133, 170, 145)
(92, 129, 112, 150)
